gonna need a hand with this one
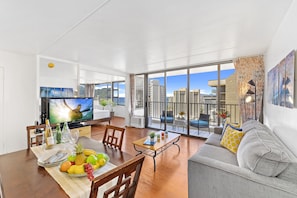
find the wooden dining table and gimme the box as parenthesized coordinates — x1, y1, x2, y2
(0, 137, 133, 198)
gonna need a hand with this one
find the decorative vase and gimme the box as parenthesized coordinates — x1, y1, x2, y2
(222, 118, 226, 127)
(150, 137, 154, 143)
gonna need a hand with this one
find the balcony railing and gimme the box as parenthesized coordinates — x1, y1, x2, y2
(147, 101, 241, 127)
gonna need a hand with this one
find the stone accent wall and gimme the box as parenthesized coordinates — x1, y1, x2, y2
(225, 73, 241, 123)
(233, 56, 264, 123)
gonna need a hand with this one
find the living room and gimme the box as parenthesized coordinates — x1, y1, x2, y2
(0, 0, 297, 197)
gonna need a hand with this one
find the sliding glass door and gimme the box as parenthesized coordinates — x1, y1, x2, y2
(142, 62, 240, 137)
(166, 70, 188, 134)
(189, 65, 218, 137)
(147, 73, 165, 130)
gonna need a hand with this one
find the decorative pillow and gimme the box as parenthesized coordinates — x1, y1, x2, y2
(221, 121, 241, 140)
(237, 128, 290, 177)
(220, 125, 245, 153)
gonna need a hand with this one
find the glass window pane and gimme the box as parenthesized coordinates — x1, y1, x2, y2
(147, 73, 165, 130)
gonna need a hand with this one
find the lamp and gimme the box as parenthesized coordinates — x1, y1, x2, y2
(245, 79, 256, 120)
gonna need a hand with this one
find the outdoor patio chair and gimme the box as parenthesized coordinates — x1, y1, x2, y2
(160, 110, 174, 127)
(189, 113, 210, 134)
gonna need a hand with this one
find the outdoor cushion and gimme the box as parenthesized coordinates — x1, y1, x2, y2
(189, 120, 208, 127)
(160, 116, 174, 123)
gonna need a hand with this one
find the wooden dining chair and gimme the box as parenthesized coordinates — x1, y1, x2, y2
(89, 154, 145, 198)
(26, 124, 46, 149)
(102, 125, 125, 150)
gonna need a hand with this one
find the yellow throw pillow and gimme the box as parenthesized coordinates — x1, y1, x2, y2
(220, 125, 245, 153)
(221, 121, 241, 140)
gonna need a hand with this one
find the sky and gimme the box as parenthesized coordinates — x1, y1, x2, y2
(150, 69, 235, 96)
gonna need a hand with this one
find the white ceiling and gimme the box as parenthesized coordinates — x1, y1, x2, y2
(0, 0, 293, 83)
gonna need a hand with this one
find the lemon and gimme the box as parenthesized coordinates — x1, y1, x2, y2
(83, 149, 96, 156)
(67, 165, 76, 174)
(74, 165, 85, 174)
(98, 158, 106, 167)
(92, 162, 100, 170)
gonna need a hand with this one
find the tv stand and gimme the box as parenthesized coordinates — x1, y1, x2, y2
(68, 122, 84, 129)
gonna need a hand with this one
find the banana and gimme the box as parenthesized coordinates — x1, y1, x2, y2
(83, 149, 96, 156)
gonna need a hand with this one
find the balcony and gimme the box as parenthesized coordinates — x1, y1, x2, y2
(147, 101, 241, 138)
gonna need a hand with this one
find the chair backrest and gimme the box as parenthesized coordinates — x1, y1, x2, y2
(90, 154, 145, 198)
(199, 114, 210, 121)
(26, 124, 47, 149)
(161, 111, 173, 117)
(102, 125, 125, 150)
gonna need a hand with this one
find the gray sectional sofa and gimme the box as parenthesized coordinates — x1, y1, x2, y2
(188, 120, 297, 198)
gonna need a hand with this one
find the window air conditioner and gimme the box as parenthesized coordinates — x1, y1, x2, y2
(131, 116, 145, 128)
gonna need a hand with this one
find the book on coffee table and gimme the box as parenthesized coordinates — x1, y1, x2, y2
(143, 139, 156, 146)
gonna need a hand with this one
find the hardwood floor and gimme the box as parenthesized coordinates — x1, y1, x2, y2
(91, 117, 206, 198)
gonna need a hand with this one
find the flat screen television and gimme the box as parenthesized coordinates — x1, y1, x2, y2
(43, 97, 93, 125)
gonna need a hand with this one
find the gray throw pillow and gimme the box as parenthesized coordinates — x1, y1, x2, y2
(237, 127, 290, 177)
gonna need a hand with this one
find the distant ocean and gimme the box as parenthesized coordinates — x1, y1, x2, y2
(118, 97, 125, 105)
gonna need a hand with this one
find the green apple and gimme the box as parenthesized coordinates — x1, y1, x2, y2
(67, 154, 76, 162)
(86, 154, 98, 165)
(96, 153, 108, 162)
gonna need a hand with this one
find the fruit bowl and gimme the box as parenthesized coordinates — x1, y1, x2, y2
(66, 154, 110, 177)
(60, 147, 110, 179)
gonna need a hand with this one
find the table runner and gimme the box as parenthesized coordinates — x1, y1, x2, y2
(31, 144, 116, 198)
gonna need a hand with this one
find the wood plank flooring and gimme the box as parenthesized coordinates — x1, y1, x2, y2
(91, 117, 206, 198)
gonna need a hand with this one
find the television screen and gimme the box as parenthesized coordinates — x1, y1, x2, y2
(48, 97, 93, 124)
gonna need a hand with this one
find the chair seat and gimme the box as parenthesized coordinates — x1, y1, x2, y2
(160, 117, 174, 123)
(189, 120, 209, 127)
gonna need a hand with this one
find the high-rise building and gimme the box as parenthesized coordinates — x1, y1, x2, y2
(148, 80, 165, 118)
(172, 88, 201, 119)
(208, 73, 240, 123)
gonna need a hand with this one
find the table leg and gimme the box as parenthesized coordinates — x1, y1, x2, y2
(173, 136, 181, 153)
(153, 151, 157, 172)
(133, 144, 143, 156)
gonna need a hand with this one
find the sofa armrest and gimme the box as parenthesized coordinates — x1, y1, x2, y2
(188, 155, 297, 198)
(214, 126, 223, 134)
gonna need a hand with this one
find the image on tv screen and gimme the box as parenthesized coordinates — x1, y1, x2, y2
(49, 98, 93, 124)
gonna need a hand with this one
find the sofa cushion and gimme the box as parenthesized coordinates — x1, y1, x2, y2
(273, 126, 297, 184)
(241, 119, 258, 132)
(237, 127, 290, 177)
(220, 125, 245, 153)
(205, 133, 221, 147)
(195, 144, 238, 165)
(277, 162, 297, 184)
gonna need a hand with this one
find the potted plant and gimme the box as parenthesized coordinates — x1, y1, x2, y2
(108, 99, 116, 117)
(178, 111, 185, 119)
(216, 110, 230, 126)
(99, 99, 108, 110)
(149, 132, 155, 143)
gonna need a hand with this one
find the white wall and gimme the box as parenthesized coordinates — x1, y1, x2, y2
(39, 58, 79, 91)
(0, 50, 37, 154)
(264, 0, 297, 130)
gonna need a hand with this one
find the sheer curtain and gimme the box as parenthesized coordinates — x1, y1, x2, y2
(84, 84, 95, 97)
(129, 74, 135, 117)
(233, 55, 264, 123)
